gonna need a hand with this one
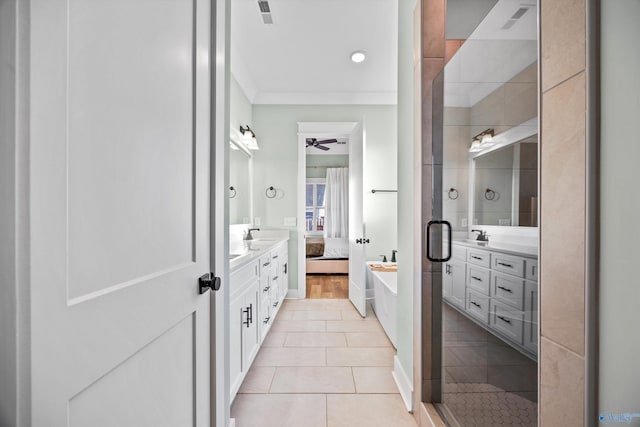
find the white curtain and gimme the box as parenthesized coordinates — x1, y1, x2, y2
(324, 168, 349, 238)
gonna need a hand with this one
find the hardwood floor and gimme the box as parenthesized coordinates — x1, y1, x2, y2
(306, 274, 349, 299)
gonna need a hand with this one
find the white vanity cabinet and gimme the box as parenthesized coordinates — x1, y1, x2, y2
(229, 238, 290, 401)
(444, 241, 538, 357)
(444, 244, 467, 308)
(278, 243, 289, 300)
(229, 260, 260, 398)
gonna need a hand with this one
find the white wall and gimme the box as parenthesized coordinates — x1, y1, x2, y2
(599, 0, 640, 415)
(251, 105, 397, 290)
(396, 0, 417, 385)
(229, 73, 252, 138)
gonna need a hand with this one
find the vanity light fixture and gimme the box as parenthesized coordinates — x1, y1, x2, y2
(469, 128, 495, 153)
(350, 51, 366, 63)
(240, 125, 260, 150)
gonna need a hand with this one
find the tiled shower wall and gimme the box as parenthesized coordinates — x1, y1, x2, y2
(539, 0, 589, 425)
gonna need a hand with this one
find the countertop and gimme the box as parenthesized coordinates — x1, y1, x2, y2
(229, 238, 289, 271)
(452, 239, 538, 258)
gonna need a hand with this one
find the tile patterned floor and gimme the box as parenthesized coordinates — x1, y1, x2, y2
(442, 303, 538, 427)
(231, 298, 416, 427)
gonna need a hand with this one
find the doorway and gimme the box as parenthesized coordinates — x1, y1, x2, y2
(296, 122, 368, 315)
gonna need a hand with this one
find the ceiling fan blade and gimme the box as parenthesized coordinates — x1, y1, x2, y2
(305, 138, 316, 144)
(316, 139, 338, 144)
(315, 144, 330, 151)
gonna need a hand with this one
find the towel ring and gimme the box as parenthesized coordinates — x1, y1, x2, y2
(265, 186, 277, 199)
(229, 186, 237, 198)
(447, 188, 459, 200)
(485, 188, 496, 201)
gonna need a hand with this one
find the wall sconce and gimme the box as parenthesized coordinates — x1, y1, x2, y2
(240, 125, 259, 150)
(469, 128, 495, 153)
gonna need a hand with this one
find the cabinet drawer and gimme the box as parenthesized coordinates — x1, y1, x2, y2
(260, 293, 272, 325)
(260, 275, 272, 296)
(452, 244, 466, 261)
(492, 254, 525, 277)
(467, 249, 491, 268)
(466, 290, 489, 324)
(490, 300, 524, 344)
(525, 259, 538, 281)
(230, 260, 259, 297)
(259, 253, 272, 274)
(467, 265, 490, 295)
(491, 272, 525, 310)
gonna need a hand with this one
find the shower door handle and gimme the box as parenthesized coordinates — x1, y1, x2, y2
(425, 220, 452, 262)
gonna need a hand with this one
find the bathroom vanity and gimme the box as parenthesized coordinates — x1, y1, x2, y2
(443, 240, 538, 357)
(229, 234, 289, 400)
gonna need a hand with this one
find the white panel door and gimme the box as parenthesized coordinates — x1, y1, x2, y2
(30, 0, 213, 426)
(349, 122, 367, 317)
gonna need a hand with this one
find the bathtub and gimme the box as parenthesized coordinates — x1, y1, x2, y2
(367, 264, 397, 349)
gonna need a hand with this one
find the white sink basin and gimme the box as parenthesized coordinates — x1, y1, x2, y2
(464, 239, 489, 246)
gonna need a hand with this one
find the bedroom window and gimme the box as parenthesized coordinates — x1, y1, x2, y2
(306, 180, 326, 233)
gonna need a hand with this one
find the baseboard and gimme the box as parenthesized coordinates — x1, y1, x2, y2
(228, 418, 236, 427)
(392, 355, 414, 413)
(285, 289, 301, 299)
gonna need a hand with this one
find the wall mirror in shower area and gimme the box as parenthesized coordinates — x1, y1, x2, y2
(471, 132, 538, 227)
(434, 0, 539, 425)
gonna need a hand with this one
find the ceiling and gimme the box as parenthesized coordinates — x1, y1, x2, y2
(231, 0, 398, 105)
(444, 0, 538, 108)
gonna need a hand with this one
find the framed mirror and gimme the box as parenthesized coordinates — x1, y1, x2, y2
(471, 133, 538, 227)
(229, 137, 253, 225)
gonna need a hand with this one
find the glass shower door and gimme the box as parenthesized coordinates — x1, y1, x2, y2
(432, 1, 540, 425)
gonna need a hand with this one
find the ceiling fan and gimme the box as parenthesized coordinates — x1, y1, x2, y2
(306, 138, 338, 151)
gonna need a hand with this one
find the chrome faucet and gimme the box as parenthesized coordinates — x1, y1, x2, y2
(471, 229, 488, 242)
(391, 250, 397, 263)
(245, 228, 260, 240)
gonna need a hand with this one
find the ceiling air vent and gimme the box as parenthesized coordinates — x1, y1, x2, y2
(258, 0, 274, 24)
(501, 6, 530, 30)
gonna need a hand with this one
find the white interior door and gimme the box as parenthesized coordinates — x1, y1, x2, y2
(349, 122, 367, 316)
(30, 1, 213, 425)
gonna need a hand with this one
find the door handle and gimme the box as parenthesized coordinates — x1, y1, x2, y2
(425, 220, 452, 262)
(248, 303, 253, 324)
(199, 273, 221, 294)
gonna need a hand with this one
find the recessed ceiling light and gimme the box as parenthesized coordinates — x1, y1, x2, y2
(351, 51, 366, 63)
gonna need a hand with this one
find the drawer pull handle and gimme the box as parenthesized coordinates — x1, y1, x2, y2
(273, 301, 279, 308)
(498, 262, 513, 268)
(471, 255, 483, 260)
(470, 301, 482, 309)
(263, 285, 270, 292)
(273, 275, 279, 281)
(243, 307, 250, 327)
(497, 286, 513, 293)
(273, 255, 279, 259)
(263, 262, 270, 267)
(471, 276, 482, 282)
(497, 315, 512, 325)
(263, 316, 270, 324)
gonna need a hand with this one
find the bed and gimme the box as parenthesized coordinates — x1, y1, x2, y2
(305, 237, 349, 274)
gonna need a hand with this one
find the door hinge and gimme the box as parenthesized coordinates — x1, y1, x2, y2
(199, 273, 221, 294)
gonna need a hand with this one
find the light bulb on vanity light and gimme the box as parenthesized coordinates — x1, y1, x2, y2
(350, 51, 366, 63)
